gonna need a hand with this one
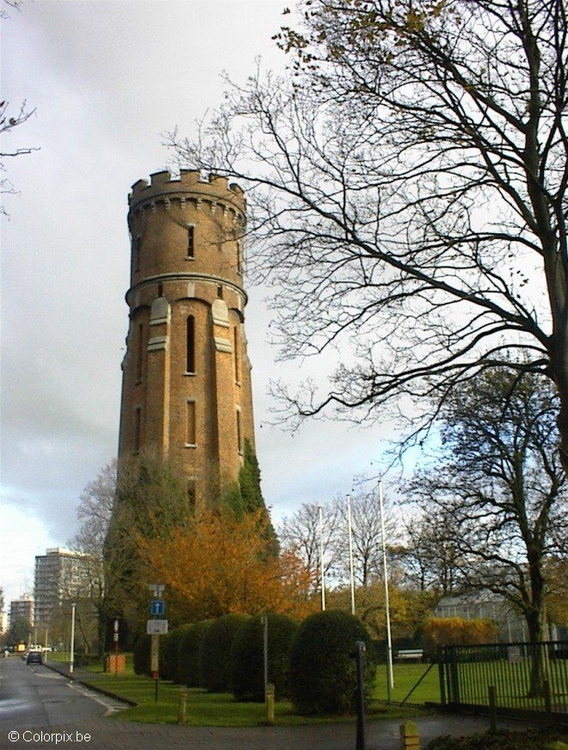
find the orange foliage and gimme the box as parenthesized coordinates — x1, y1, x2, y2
(423, 616, 499, 648)
(137, 508, 316, 623)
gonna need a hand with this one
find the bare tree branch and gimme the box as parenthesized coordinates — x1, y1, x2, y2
(168, 0, 568, 466)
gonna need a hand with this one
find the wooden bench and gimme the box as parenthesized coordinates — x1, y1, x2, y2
(396, 649, 424, 662)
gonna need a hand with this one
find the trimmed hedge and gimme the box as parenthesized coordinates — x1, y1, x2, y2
(289, 609, 376, 715)
(179, 620, 214, 688)
(159, 624, 194, 683)
(200, 613, 249, 692)
(133, 633, 151, 676)
(231, 613, 298, 701)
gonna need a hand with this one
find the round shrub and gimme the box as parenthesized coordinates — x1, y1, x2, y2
(158, 630, 172, 680)
(231, 613, 298, 702)
(159, 624, 193, 683)
(289, 609, 377, 715)
(200, 613, 249, 692)
(179, 620, 214, 687)
(133, 633, 151, 676)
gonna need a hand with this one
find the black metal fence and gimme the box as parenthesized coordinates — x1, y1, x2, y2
(438, 641, 568, 718)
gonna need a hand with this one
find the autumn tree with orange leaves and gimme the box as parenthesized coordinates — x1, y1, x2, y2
(137, 508, 316, 625)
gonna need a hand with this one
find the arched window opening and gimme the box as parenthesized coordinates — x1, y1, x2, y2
(187, 225, 195, 258)
(236, 408, 243, 455)
(186, 315, 195, 374)
(136, 323, 144, 383)
(186, 400, 196, 446)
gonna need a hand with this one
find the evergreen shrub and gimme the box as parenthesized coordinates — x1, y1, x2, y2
(289, 609, 376, 715)
(158, 630, 172, 680)
(133, 633, 151, 676)
(159, 624, 193, 683)
(179, 620, 214, 687)
(231, 613, 298, 701)
(200, 613, 249, 692)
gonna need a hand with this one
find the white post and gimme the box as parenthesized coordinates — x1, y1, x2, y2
(347, 494, 356, 615)
(318, 506, 326, 611)
(69, 603, 76, 674)
(379, 482, 394, 691)
(262, 615, 268, 699)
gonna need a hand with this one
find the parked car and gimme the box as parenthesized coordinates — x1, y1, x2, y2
(26, 651, 43, 665)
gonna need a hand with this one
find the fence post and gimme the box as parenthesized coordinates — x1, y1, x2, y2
(399, 720, 420, 750)
(354, 641, 367, 750)
(178, 687, 187, 724)
(265, 683, 275, 725)
(449, 646, 460, 705)
(438, 648, 446, 706)
(488, 685, 497, 733)
(543, 680, 552, 714)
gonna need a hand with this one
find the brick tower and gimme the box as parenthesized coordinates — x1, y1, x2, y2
(118, 170, 255, 508)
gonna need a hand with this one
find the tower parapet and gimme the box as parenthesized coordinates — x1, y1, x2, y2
(128, 169, 246, 224)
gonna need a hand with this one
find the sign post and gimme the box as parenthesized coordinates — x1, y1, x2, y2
(147, 584, 166, 703)
(113, 619, 119, 677)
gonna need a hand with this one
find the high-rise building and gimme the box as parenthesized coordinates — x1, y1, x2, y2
(117, 170, 256, 506)
(34, 548, 90, 626)
(9, 598, 34, 629)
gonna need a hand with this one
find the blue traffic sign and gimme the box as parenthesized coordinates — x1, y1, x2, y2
(150, 600, 165, 616)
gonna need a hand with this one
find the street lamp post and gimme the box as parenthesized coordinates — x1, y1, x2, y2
(69, 603, 76, 674)
(318, 506, 326, 611)
(347, 494, 356, 615)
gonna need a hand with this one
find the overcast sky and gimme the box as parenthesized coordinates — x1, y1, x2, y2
(1, 0, 394, 610)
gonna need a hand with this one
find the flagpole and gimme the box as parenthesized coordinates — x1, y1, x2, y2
(379, 481, 394, 694)
(347, 494, 356, 615)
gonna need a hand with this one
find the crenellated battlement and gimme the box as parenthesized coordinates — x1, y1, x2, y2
(128, 169, 246, 221)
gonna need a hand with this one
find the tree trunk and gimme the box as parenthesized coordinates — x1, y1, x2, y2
(526, 609, 547, 698)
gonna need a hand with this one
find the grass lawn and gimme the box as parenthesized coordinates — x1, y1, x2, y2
(80, 661, 432, 726)
(373, 661, 441, 705)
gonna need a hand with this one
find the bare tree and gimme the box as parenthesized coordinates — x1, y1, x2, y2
(278, 490, 401, 594)
(1, 1, 22, 20)
(69, 460, 116, 654)
(73, 459, 116, 559)
(404, 368, 566, 692)
(278, 501, 343, 596)
(401, 510, 465, 595)
(339, 490, 400, 588)
(2, 2, 38, 212)
(169, 0, 568, 466)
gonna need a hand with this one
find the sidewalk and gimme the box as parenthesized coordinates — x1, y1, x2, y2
(6, 713, 534, 750)
(36, 661, 532, 750)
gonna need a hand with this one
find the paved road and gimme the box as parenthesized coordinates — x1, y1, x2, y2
(0, 657, 534, 750)
(0, 656, 121, 734)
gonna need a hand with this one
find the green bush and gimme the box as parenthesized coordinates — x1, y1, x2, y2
(289, 609, 376, 715)
(159, 624, 193, 683)
(157, 631, 172, 680)
(200, 614, 249, 692)
(133, 633, 151, 676)
(179, 620, 214, 687)
(231, 613, 298, 701)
